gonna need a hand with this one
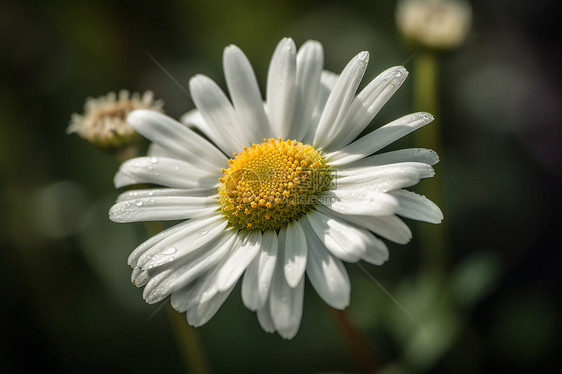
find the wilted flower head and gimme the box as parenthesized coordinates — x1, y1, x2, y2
(68, 90, 163, 152)
(396, 0, 472, 50)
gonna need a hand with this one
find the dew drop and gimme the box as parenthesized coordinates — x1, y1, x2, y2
(135, 201, 143, 207)
(150, 198, 155, 203)
(394, 70, 403, 77)
(199, 229, 209, 236)
(162, 246, 177, 255)
(357, 51, 369, 61)
(150, 157, 159, 164)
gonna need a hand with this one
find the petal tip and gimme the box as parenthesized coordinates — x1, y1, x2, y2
(126, 109, 151, 127)
(423, 112, 435, 122)
(357, 51, 369, 62)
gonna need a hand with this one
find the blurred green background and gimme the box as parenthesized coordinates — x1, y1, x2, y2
(1, 0, 561, 373)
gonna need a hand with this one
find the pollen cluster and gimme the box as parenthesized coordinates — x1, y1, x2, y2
(218, 138, 332, 231)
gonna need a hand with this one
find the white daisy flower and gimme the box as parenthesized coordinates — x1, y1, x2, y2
(109, 38, 443, 339)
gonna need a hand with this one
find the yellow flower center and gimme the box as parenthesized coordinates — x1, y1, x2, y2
(218, 138, 332, 231)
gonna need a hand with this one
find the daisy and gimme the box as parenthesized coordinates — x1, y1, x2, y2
(109, 38, 443, 339)
(68, 90, 163, 151)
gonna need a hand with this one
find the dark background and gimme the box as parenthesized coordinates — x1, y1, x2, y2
(1, 0, 561, 373)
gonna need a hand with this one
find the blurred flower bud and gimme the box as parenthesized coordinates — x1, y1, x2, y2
(396, 0, 472, 50)
(68, 90, 163, 153)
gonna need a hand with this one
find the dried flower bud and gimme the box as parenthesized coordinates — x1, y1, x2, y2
(68, 90, 164, 152)
(396, 0, 472, 50)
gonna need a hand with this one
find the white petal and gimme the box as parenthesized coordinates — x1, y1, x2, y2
(269, 244, 305, 340)
(292, 40, 323, 140)
(128, 220, 190, 266)
(113, 171, 137, 188)
(321, 189, 399, 216)
(170, 283, 196, 313)
(143, 232, 235, 304)
(131, 267, 149, 287)
(302, 71, 339, 145)
(242, 230, 278, 311)
(180, 109, 215, 141)
(114, 157, 219, 189)
(257, 303, 276, 333)
(327, 112, 434, 166)
(283, 221, 307, 288)
(127, 110, 227, 169)
(335, 162, 435, 192)
(170, 238, 237, 313)
(266, 37, 297, 139)
(329, 66, 409, 149)
(147, 143, 177, 159)
(115, 188, 216, 203)
(388, 189, 443, 223)
(315, 204, 412, 244)
(140, 271, 169, 304)
(344, 148, 439, 169)
(186, 283, 236, 327)
(215, 230, 262, 292)
(135, 214, 228, 270)
(109, 195, 217, 222)
(306, 234, 350, 309)
(223, 44, 270, 143)
(313, 51, 369, 148)
(303, 209, 388, 264)
(189, 74, 249, 155)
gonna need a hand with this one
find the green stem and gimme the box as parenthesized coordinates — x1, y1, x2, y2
(413, 50, 447, 277)
(112, 132, 211, 372)
(167, 305, 212, 374)
(144, 221, 211, 374)
(329, 307, 377, 374)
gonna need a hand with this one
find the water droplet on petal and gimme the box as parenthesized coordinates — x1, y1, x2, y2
(162, 246, 177, 255)
(357, 51, 369, 61)
(150, 157, 159, 164)
(199, 229, 209, 236)
(136, 201, 143, 207)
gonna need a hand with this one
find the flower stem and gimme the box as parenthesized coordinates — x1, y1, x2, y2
(143, 221, 211, 374)
(113, 143, 211, 372)
(329, 307, 377, 374)
(167, 305, 212, 374)
(413, 50, 447, 276)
